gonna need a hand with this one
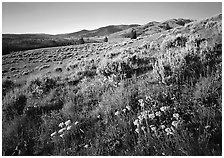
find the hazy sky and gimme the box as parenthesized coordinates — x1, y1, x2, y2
(2, 2, 222, 34)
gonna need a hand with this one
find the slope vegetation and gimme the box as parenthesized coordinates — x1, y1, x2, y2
(2, 14, 222, 156)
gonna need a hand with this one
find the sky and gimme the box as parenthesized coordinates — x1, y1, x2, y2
(2, 2, 222, 35)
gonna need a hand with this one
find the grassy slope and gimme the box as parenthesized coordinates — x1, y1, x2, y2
(2, 14, 222, 156)
(2, 24, 139, 55)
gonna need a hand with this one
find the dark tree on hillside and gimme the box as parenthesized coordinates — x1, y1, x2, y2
(79, 37, 85, 44)
(104, 37, 108, 42)
(130, 29, 137, 39)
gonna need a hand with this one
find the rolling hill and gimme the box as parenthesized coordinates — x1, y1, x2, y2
(2, 13, 222, 156)
(2, 19, 194, 55)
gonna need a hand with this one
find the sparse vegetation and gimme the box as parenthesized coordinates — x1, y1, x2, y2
(2, 14, 222, 156)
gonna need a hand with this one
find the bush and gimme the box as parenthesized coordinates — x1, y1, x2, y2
(104, 37, 108, 42)
(130, 29, 137, 39)
(2, 79, 15, 96)
(78, 37, 85, 44)
(3, 89, 27, 120)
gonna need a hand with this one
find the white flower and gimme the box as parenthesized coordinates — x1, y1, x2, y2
(126, 105, 131, 111)
(141, 111, 148, 119)
(133, 119, 139, 126)
(115, 110, 120, 116)
(172, 121, 179, 128)
(58, 122, 64, 128)
(146, 95, 152, 101)
(50, 131, 57, 137)
(59, 134, 64, 138)
(160, 106, 170, 112)
(150, 125, 156, 131)
(138, 99, 144, 104)
(84, 144, 89, 148)
(80, 128, 84, 133)
(67, 125, 72, 131)
(155, 111, 161, 117)
(122, 108, 127, 113)
(58, 127, 66, 134)
(65, 120, 71, 126)
(165, 127, 174, 135)
(135, 128, 140, 134)
(173, 113, 179, 119)
(138, 115, 144, 123)
(139, 102, 145, 107)
(160, 125, 165, 129)
(141, 126, 146, 131)
(148, 113, 155, 119)
(74, 121, 79, 125)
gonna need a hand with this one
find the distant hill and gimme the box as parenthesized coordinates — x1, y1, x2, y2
(2, 24, 139, 55)
(109, 18, 194, 39)
(58, 24, 140, 38)
(1, 18, 197, 55)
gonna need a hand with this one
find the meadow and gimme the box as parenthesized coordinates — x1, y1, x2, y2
(2, 14, 222, 156)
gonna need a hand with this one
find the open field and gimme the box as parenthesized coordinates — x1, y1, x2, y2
(2, 14, 222, 156)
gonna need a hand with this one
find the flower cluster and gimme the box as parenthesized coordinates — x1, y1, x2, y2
(114, 105, 132, 116)
(50, 120, 79, 138)
(133, 95, 183, 137)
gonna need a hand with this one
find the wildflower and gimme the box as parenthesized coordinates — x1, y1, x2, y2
(50, 131, 57, 137)
(150, 125, 156, 131)
(133, 119, 140, 126)
(141, 126, 146, 132)
(115, 110, 120, 116)
(58, 127, 66, 134)
(138, 115, 144, 123)
(172, 121, 179, 128)
(146, 95, 152, 101)
(84, 144, 89, 148)
(160, 125, 165, 129)
(155, 111, 161, 117)
(65, 120, 71, 126)
(67, 125, 72, 131)
(138, 99, 144, 104)
(80, 128, 84, 133)
(58, 122, 65, 128)
(160, 106, 170, 112)
(165, 127, 174, 135)
(141, 111, 148, 119)
(148, 113, 155, 119)
(139, 102, 145, 108)
(135, 128, 140, 134)
(173, 113, 179, 119)
(122, 108, 127, 113)
(126, 105, 131, 111)
(74, 121, 79, 125)
(59, 134, 64, 138)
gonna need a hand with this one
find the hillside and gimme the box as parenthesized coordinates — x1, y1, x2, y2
(60, 24, 140, 38)
(2, 19, 193, 55)
(2, 14, 222, 156)
(2, 24, 139, 55)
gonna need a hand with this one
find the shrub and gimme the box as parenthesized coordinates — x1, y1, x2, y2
(55, 67, 63, 72)
(161, 34, 188, 50)
(130, 29, 137, 39)
(3, 89, 27, 120)
(2, 78, 15, 96)
(78, 37, 85, 44)
(104, 37, 108, 42)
